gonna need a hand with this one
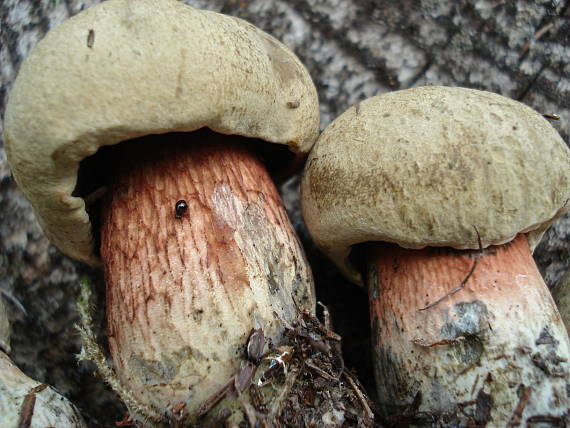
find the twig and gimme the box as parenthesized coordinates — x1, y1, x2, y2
(519, 22, 555, 58)
(533, 23, 556, 39)
(305, 359, 337, 381)
(342, 370, 375, 424)
(419, 226, 482, 311)
(412, 336, 466, 347)
(31, 384, 49, 394)
(527, 414, 565, 424)
(17, 393, 35, 428)
(418, 257, 478, 311)
(506, 385, 532, 427)
(16, 384, 49, 428)
(195, 378, 233, 417)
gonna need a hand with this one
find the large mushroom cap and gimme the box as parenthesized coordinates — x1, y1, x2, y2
(4, 0, 319, 266)
(301, 86, 570, 285)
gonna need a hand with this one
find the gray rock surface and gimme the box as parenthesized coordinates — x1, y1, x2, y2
(1, 0, 569, 426)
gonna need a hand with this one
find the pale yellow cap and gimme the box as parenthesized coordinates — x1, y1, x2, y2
(301, 86, 570, 285)
(4, 0, 319, 266)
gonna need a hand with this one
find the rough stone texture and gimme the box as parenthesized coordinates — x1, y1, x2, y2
(1, 0, 569, 426)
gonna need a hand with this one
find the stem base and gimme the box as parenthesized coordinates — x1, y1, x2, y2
(367, 235, 570, 424)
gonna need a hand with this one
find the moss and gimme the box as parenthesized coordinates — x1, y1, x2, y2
(75, 277, 166, 425)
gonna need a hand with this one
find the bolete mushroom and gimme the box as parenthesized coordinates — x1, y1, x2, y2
(4, 0, 319, 424)
(301, 86, 570, 423)
(0, 297, 87, 427)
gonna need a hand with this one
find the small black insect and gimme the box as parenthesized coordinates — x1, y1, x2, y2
(175, 200, 188, 219)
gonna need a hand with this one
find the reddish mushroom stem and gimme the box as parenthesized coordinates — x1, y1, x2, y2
(100, 130, 314, 421)
(366, 234, 570, 422)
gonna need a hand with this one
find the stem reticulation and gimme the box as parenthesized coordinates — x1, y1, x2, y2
(100, 130, 315, 422)
(366, 234, 570, 424)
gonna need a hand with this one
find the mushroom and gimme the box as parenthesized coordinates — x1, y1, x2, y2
(301, 86, 570, 423)
(4, 0, 319, 424)
(0, 297, 87, 427)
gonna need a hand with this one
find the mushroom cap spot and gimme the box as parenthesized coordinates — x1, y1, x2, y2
(301, 86, 570, 285)
(4, 0, 319, 266)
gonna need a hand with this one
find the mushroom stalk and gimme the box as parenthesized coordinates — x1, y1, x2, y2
(366, 234, 570, 424)
(100, 130, 314, 422)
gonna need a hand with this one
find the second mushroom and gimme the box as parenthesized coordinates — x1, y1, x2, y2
(301, 86, 570, 424)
